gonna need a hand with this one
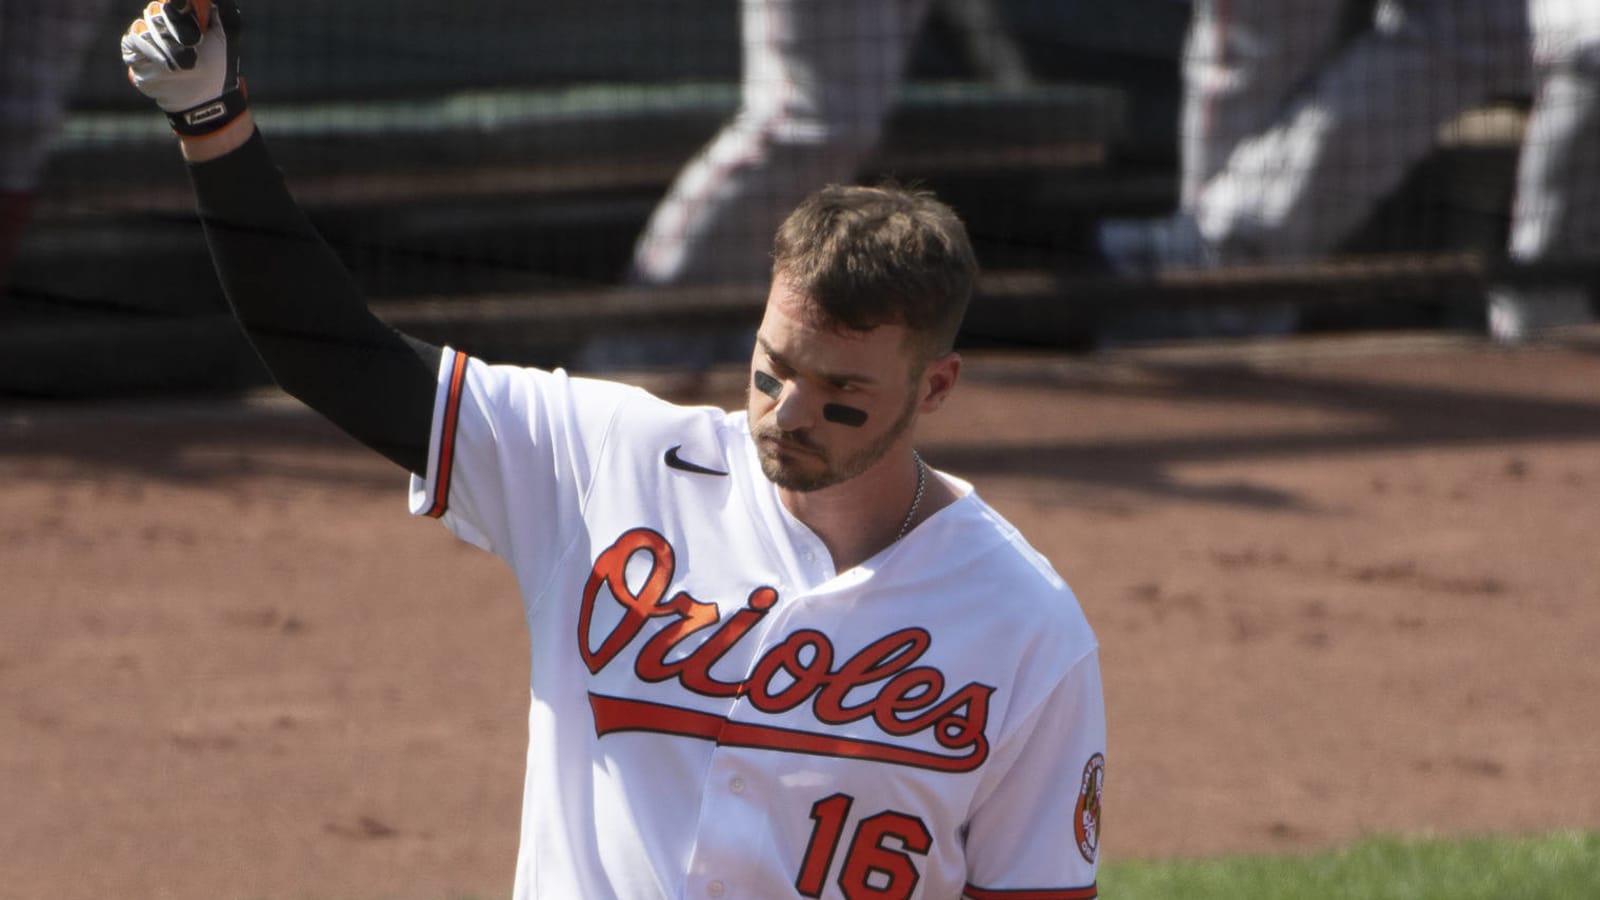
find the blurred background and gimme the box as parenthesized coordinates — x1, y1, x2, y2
(5, 10, 1599, 897)
(2, 0, 1596, 397)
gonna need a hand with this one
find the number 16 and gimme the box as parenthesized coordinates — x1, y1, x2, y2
(796, 793, 934, 899)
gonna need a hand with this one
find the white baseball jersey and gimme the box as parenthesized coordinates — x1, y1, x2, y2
(409, 347, 1106, 900)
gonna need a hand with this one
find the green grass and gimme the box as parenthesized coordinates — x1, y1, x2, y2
(389, 831, 1600, 900)
(1099, 830, 1600, 900)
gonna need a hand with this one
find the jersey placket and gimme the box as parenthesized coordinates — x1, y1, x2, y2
(677, 575, 854, 899)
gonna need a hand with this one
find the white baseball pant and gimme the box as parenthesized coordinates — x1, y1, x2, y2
(1508, 0, 1600, 264)
(1184, 0, 1532, 263)
(628, 0, 933, 289)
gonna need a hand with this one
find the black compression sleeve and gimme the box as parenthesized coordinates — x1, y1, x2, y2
(188, 130, 441, 475)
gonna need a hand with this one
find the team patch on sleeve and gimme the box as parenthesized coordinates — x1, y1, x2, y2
(1074, 752, 1104, 864)
(423, 349, 471, 519)
(963, 883, 1098, 899)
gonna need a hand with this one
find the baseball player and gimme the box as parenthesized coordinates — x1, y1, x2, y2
(122, 3, 1107, 899)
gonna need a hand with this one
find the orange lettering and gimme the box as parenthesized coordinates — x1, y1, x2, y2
(579, 529, 994, 764)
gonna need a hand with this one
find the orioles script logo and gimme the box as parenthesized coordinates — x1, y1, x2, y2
(577, 528, 994, 773)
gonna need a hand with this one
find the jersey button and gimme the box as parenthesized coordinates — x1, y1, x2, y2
(730, 777, 746, 794)
(707, 880, 726, 897)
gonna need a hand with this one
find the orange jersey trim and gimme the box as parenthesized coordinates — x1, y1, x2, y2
(965, 884, 1097, 900)
(424, 351, 470, 519)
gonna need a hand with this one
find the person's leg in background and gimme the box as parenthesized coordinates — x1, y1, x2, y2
(1098, 0, 1352, 277)
(585, 0, 931, 373)
(1489, 0, 1600, 341)
(1193, 0, 1531, 263)
(628, 0, 933, 291)
(1, 0, 113, 298)
(1092, 0, 1350, 342)
(1181, 0, 1353, 227)
(929, 0, 1031, 91)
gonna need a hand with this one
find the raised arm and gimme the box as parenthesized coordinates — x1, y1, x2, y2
(121, 0, 440, 474)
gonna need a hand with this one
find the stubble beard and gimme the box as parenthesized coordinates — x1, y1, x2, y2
(754, 389, 919, 492)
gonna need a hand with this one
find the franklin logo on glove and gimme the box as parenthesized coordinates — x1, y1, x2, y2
(121, 0, 245, 136)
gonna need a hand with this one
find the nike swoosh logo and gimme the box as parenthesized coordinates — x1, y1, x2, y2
(664, 445, 728, 477)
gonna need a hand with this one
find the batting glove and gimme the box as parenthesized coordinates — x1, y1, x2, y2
(121, 0, 247, 137)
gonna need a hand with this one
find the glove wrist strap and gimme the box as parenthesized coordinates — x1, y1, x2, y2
(167, 84, 248, 137)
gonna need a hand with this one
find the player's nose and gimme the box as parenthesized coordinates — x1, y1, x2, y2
(771, 380, 820, 432)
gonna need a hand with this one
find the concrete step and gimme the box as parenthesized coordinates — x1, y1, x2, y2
(37, 81, 1126, 220)
(3, 254, 1546, 399)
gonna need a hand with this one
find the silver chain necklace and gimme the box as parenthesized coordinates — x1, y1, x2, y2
(896, 450, 927, 541)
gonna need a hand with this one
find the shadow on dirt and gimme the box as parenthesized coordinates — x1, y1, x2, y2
(6, 348, 1600, 507)
(929, 354, 1600, 509)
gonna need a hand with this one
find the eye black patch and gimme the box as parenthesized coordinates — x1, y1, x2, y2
(753, 370, 782, 398)
(822, 404, 869, 427)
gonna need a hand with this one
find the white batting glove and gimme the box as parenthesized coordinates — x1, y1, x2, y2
(121, 0, 247, 136)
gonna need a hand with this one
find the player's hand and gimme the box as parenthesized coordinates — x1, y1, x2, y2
(121, 0, 247, 136)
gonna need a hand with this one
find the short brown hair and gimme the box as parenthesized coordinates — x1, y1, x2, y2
(771, 182, 978, 363)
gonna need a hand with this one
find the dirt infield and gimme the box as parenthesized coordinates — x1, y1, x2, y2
(4, 331, 1599, 900)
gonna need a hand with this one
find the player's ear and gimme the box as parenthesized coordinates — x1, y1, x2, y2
(917, 351, 961, 413)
